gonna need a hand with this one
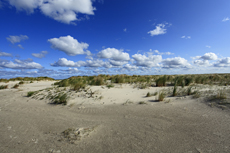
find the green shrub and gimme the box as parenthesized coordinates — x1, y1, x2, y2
(146, 92, 151, 97)
(73, 82, 86, 91)
(184, 77, 193, 86)
(13, 84, 19, 88)
(0, 85, 8, 90)
(27, 91, 36, 97)
(156, 75, 167, 87)
(53, 93, 68, 105)
(19, 81, 24, 84)
(106, 84, 114, 89)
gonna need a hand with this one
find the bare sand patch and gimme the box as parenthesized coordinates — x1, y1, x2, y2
(0, 81, 230, 153)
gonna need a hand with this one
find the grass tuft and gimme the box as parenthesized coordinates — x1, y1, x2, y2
(0, 85, 8, 90)
(27, 91, 36, 97)
(158, 92, 166, 101)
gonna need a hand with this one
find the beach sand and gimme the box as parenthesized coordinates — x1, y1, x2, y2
(0, 81, 230, 153)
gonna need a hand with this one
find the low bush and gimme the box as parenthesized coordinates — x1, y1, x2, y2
(0, 85, 8, 90)
(27, 91, 36, 97)
(156, 75, 167, 87)
(13, 84, 19, 88)
(73, 82, 86, 91)
(146, 92, 151, 97)
(19, 81, 24, 84)
(53, 93, 68, 105)
(106, 84, 114, 89)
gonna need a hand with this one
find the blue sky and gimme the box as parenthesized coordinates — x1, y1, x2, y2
(0, 0, 230, 79)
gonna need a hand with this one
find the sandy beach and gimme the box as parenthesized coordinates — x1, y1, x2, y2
(0, 81, 230, 153)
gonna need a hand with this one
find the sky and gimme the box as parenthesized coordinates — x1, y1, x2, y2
(0, 0, 230, 79)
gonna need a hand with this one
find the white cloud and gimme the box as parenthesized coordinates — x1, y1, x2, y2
(152, 50, 174, 55)
(181, 36, 191, 39)
(6, 35, 29, 44)
(193, 60, 210, 66)
(206, 45, 211, 48)
(213, 57, 230, 67)
(109, 60, 128, 66)
(32, 51, 48, 58)
(51, 58, 81, 67)
(8, 0, 96, 24)
(200, 52, 218, 60)
(123, 28, 127, 32)
(8, 0, 43, 13)
(48, 35, 90, 56)
(192, 52, 218, 61)
(0, 52, 12, 57)
(148, 24, 168, 36)
(0, 59, 43, 69)
(222, 17, 229, 22)
(97, 48, 130, 61)
(123, 64, 138, 71)
(17, 44, 24, 49)
(132, 54, 162, 67)
(162, 57, 191, 69)
(51, 58, 112, 68)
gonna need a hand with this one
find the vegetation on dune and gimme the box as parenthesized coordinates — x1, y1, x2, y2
(52, 93, 68, 105)
(0, 77, 55, 82)
(0, 85, 8, 90)
(27, 91, 37, 97)
(158, 92, 166, 101)
(13, 84, 19, 88)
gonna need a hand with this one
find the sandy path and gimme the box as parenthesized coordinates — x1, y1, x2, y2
(0, 82, 230, 153)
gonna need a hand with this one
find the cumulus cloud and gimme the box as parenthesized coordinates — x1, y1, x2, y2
(97, 48, 130, 61)
(193, 60, 210, 66)
(192, 52, 218, 61)
(222, 17, 229, 22)
(123, 64, 138, 71)
(48, 35, 90, 56)
(8, 0, 43, 13)
(0, 51, 12, 57)
(0, 59, 43, 69)
(148, 23, 169, 36)
(109, 60, 128, 66)
(7, 0, 95, 24)
(51, 58, 112, 68)
(200, 52, 218, 60)
(132, 54, 162, 67)
(162, 57, 191, 69)
(213, 57, 230, 67)
(6, 35, 29, 44)
(206, 45, 211, 48)
(32, 51, 48, 58)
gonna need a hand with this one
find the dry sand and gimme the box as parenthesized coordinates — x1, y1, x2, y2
(0, 81, 230, 153)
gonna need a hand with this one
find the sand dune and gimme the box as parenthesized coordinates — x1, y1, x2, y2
(0, 81, 230, 153)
